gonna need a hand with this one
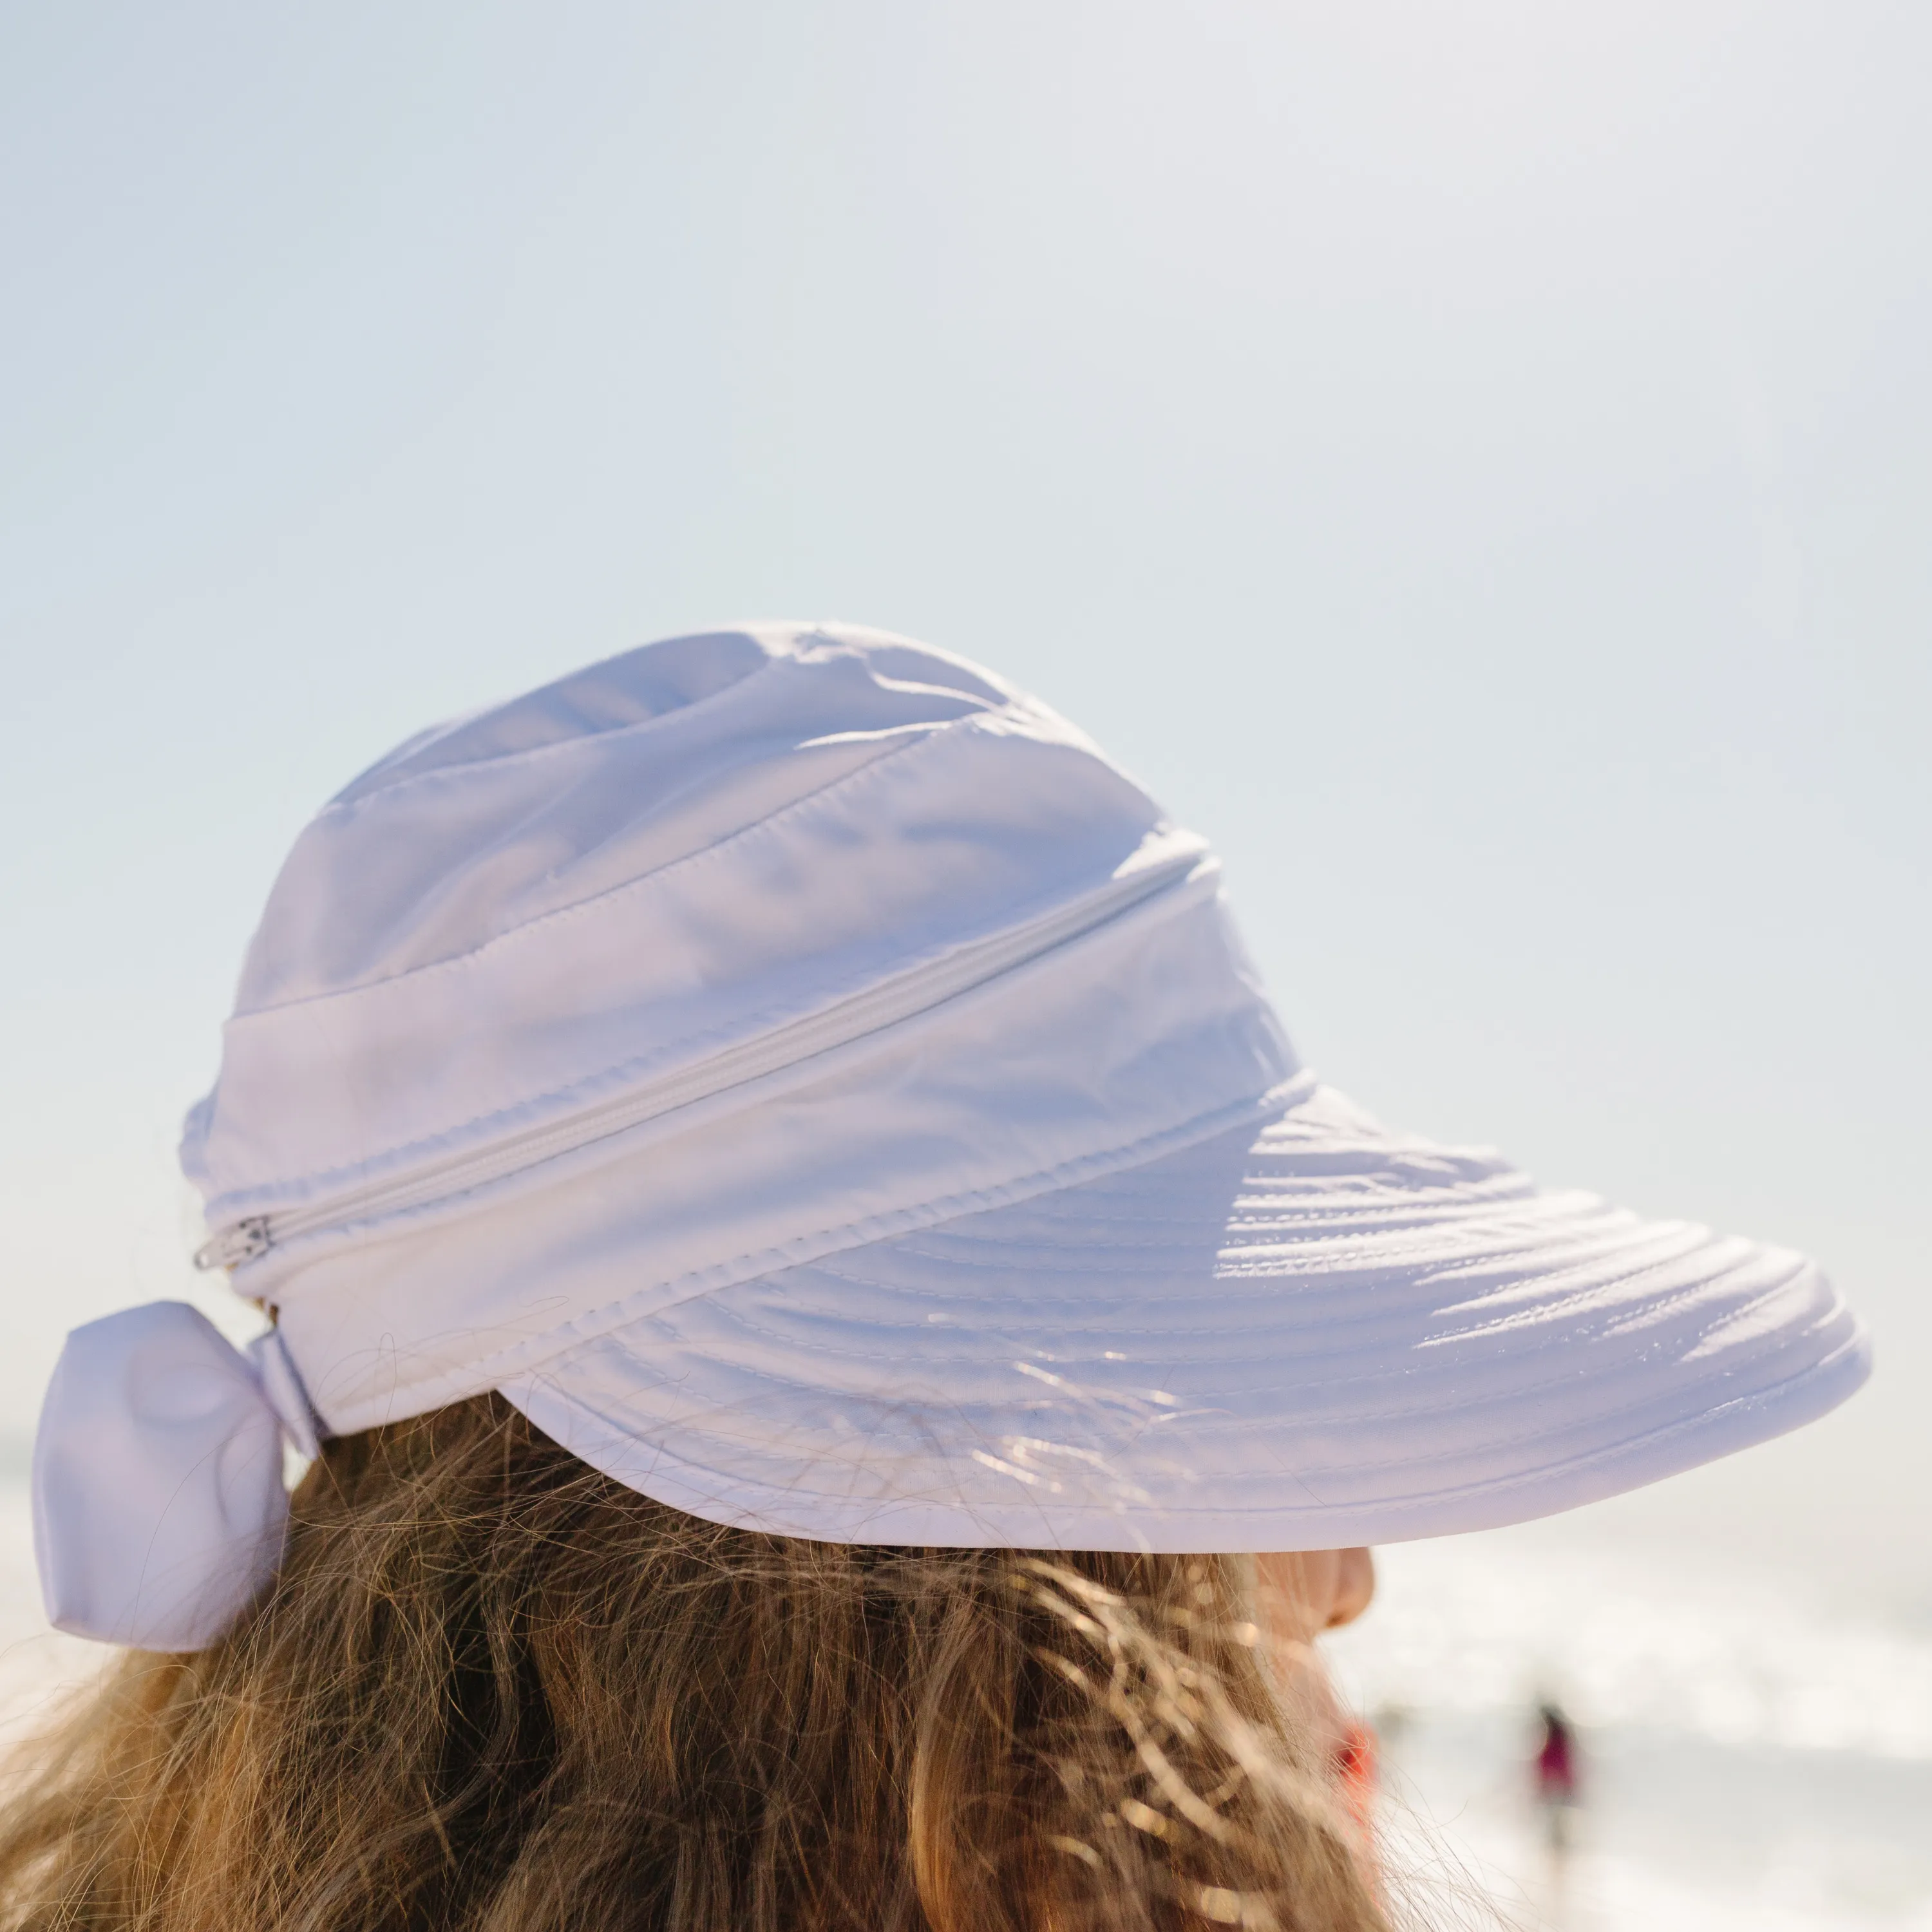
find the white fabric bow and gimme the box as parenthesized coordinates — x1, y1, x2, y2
(32, 1302, 322, 1651)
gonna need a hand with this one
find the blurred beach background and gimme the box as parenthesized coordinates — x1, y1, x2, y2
(1, 5, 1927, 1925)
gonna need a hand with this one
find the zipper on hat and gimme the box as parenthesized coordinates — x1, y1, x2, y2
(194, 846, 1209, 1276)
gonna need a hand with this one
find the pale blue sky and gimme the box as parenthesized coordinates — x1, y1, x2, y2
(3, 1, 1926, 1608)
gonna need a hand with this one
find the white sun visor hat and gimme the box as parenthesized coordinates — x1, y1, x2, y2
(33, 622, 1870, 1649)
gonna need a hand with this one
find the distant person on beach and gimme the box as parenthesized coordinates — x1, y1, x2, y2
(2, 628, 1868, 1929)
(1533, 1700, 1582, 1855)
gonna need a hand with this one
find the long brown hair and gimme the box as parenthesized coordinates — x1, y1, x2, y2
(0, 1394, 1387, 1931)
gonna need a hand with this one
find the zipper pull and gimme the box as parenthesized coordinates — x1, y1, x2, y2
(194, 1216, 274, 1273)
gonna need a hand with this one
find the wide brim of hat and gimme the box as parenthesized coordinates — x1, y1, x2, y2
(502, 1083, 1869, 1552)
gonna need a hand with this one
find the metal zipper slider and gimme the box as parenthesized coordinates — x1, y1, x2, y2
(194, 1215, 274, 1273)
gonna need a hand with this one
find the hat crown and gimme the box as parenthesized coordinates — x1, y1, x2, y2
(236, 624, 1108, 1014)
(188, 624, 1227, 1214)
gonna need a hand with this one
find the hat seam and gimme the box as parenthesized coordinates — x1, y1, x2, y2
(321, 1081, 1305, 1426)
(317, 645, 800, 819)
(851, 1207, 1667, 1284)
(889, 1183, 1552, 1243)
(503, 1325, 1866, 1537)
(798, 1213, 1608, 1283)
(652, 1309, 1857, 1478)
(892, 1175, 1573, 1231)
(1208, 1217, 1665, 1277)
(236, 713, 997, 1023)
(1214, 1300, 1862, 1484)
(1417, 1247, 1788, 1349)
(509, 1358, 1180, 1458)
(312, 623, 996, 820)
(880, 1216, 1636, 1276)
(639, 1249, 1821, 1412)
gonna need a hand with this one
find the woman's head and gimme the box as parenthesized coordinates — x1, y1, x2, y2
(35, 623, 1861, 1658)
(15, 621, 1865, 1929)
(1, 1398, 1385, 1932)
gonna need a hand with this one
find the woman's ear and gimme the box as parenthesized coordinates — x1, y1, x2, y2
(1252, 1548, 1377, 1646)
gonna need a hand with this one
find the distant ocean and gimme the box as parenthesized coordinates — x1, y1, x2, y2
(0, 1478, 1926, 1929)
(1327, 1531, 1932, 1930)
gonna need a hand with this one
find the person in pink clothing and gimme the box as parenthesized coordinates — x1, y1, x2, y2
(1533, 1700, 1583, 1855)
